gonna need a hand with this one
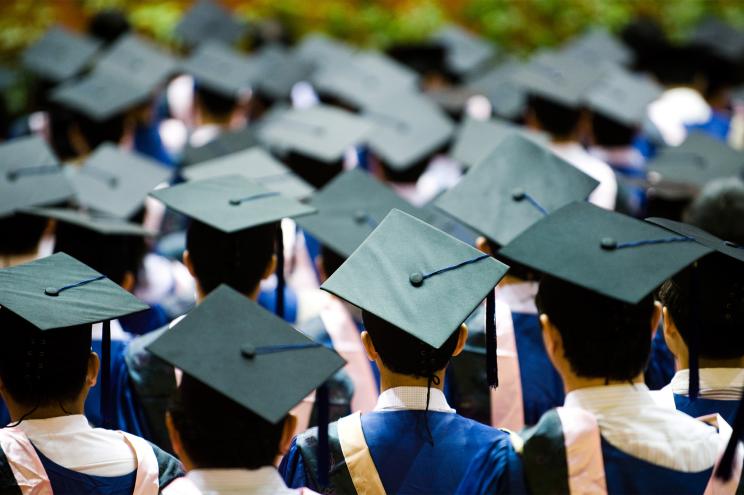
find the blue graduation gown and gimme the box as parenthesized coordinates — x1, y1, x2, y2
(674, 394, 739, 425)
(280, 410, 525, 494)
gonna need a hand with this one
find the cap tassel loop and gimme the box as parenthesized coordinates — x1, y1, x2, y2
(486, 289, 498, 388)
(512, 189, 549, 216)
(44, 274, 106, 297)
(316, 383, 330, 488)
(275, 226, 286, 320)
(715, 394, 744, 481)
(6, 165, 60, 182)
(101, 319, 114, 430)
(82, 167, 119, 188)
(228, 191, 280, 206)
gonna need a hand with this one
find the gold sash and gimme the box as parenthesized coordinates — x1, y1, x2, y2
(337, 413, 386, 495)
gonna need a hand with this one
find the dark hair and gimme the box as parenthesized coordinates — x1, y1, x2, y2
(591, 112, 638, 147)
(536, 275, 655, 381)
(362, 310, 460, 378)
(283, 151, 344, 189)
(376, 150, 439, 185)
(0, 308, 91, 408)
(88, 9, 131, 45)
(527, 95, 582, 139)
(489, 240, 539, 281)
(185, 220, 277, 295)
(684, 178, 744, 246)
(658, 256, 744, 360)
(168, 375, 285, 469)
(195, 86, 238, 121)
(53, 223, 146, 286)
(0, 213, 48, 255)
(319, 245, 345, 279)
(72, 111, 127, 151)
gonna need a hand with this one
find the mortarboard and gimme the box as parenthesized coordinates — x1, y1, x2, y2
(690, 17, 744, 65)
(584, 67, 662, 127)
(385, 42, 447, 76)
(433, 25, 497, 80)
(181, 126, 262, 166)
(50, 69, 152, 122)
(437, 134, 599, 247)
(257, 105, 372, 164)
(0, 66, 18, 92)
(94, 33, 179, 91)
(514, 51, 600, 108)
(21, 206, 154, 237)
(69, 143, 172, 219)
(425, 86, 481, 117)
(0, 136, 74, 218)
(180, 41, 261, 98)
(467, 59, 528, 121)
(294, 34, 355, 69)
(450, 116, 547, 169)
(647, 132, 744, 199)
(175, 0, 248, 48)
(252, 45, 314, 102)
(22, 26, 101, 82)
(364, 91, 454, 171)
(560, 28, 632, 67)
(182, 147, 315, 200)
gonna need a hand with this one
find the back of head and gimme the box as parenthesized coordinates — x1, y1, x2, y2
(319, 245, 346, 279)
(592, 112, 637, 148)
(72, 110, 127, 152)
(284, 151, 344, 189)
(168, 375, 284, 469)
(195, 86, 238, 121)
(685, 178, 744, 246)
(362, 310, 459, 378)
(536, 275, 654, 381)
(0, 308, 91, 409)
(527, 95, 581, 139)
(185, 219, 277, 295)
(0, 213, 48, 256)
(88, 9, 131, 45)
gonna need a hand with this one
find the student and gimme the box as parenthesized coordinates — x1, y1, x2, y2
(684, 177, 744, 245)
(281, 209, 524, 494)
(146, 285, 344, 494)
(0, 253, 182, 493)
(459, 202, 724, 494)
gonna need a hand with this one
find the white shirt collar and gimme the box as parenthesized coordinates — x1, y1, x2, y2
(374, 386, 455, 413)
(670, 368, 744, 398)
(495, 281, 538, 314)
(187, 467, 298, 494)
(16, 414, 92, 436)
(588, 146, 645, 170)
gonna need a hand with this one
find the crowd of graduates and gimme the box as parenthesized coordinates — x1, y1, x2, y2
(2, 0, 744, 493)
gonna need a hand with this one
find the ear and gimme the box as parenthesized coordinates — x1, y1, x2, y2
(662, 305, 685, 358)
(451, 323, 469, 357)
(540, 314, 562, 363)
(165, 412, 186, 463)
(651, 301, 662, 337)
(278, 413, 298, 456)
(315, 255, 328, 284)
(120, 271, 136, 292)
(263, 254, 278, 281)
(67, 123, 89, 157)
(361, 330, 378, 362)
(87, 352, 100, 388)
(475, 237, 492, 255)
(182, 250, 196, 278)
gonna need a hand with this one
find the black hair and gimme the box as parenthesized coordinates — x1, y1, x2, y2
(658, 256, 744, 360)
(375, 146, 445, 185)
(88, 9, 131, 45)
(195, 86, 238, 121)
(591, 112, 638, 147)
(489, 240, 538, 282)
(619, 17, 667, 73)
(684, 178, 744, 246)
(0, 308, 91, 409)
(71, 110, 127, 152)
(185, 220, 277, 295)
(536, 275, 655, 381)
(0, 213, 48, 255)
(283, 151, 344, 189)
(53, 223, 146, 286)
(168, 375, 285, 469)
(319, 245, 345, 279)
(527, 95, 581, 139)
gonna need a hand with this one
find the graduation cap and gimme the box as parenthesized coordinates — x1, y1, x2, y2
(252, 45, 314, 102)
(181, 126, 262, 166)
(467, 60, 528, 121)
(0, 135, 74, 218)
(647, 132, 744, 199)
(364, 91, 454, 171)
(425, 86, 482, 117)
(22, 26, 101, 82)
(450, 116, 548, 169)
(21, 206, 154, 237)
(147, 284, 344, 486)
(437, 134, 599, 247)
(561, 28, 632, 67)
(584, 67, 662, 127)
(0, 66, 18, 92)
(180, 41, 261, 98)
(0, 252, 148, 427)
(385, 42, 447, 76)
(294, 34, 355, 68)
(433, 25, 497, 79)
(69, 144, 171, 219)
(182, 147, 315, 200)
(175, 0, 248, 48)
(691, 17, 744, 65)
(50, 69, 152, 122)
(94, 33, 179, 91)
(257, 105, 372, 164)
(514, 51, 600, 108)
(322, 208, 509, 386)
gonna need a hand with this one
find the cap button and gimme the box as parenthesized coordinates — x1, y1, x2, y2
(511, 188, 526, 201)
(240, 344, 256, 359)
(229, 198, 242, 206)
(353, 210, 367, 223)
(44, 287, 60, 297)
(108, 178, 118, 188)
(600, 237, 617, 250)
(409, 272, 424, 287)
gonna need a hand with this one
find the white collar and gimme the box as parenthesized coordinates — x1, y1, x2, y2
(588, 146, 645, 169)
(564, 383, 655, 411)
(374, 386, 455, 413)
(670, 368, 744, 398)
(16, 414, 92, 436)
(495, 281, 538, 314)
(187, 467, 296, 494)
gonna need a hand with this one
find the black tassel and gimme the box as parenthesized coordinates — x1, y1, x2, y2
(486, 290, 498, 388)
(275, 225, 286, 320)
(101, 319, 113, 429)
(316, 384, 330, 488)
(690, 264, 701, 400)
(715, 394, 744, 481)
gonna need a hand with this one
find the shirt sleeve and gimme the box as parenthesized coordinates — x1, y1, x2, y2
(279, 437, 310, 490)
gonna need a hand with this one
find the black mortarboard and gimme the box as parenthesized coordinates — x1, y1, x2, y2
(437, 134, 599, 247)
(252, 45, 314, 102)
(561, 28, 632, 67)
(514, 51, 600, 108)
(182, 147, 314, 200)
(467, 59, 528, 121)
(22, 26, 101, 82)
(21, 207, 154, 237)
(0, 136, 74, 217)
(385, 42, 447, 76)
(175, 0, 248, 48)
(180, 41, 261, 98)
(181, 126, 262, 166)
(433, 25, 497, 79)
(257, 105, 372, 164)
(647, 132, 744, 199)
(425, 86, 481, 117)
(69, 144, 171, 219)
(500, 201, 710, 304)
(364, 91, 454, 171)
(50, 70, 152, 121)
(94, 33, 179, 91)
(147, 284, 345, 423)
(584, 67, 662, 127)
(691, 17, 744, 65)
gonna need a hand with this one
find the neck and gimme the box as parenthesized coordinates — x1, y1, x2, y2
(6, 399, 84, 422)
(563, 373, 644, 394)
(0, 249, 39, 269)
(379, 366, 447, 393)
(196, 283, 261, 304)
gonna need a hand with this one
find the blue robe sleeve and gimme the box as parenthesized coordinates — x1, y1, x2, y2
(456, 436, 527, 495)
(279, 437, 310, 490)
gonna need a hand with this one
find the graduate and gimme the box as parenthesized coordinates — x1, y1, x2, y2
(458, 202, 726, 495)
(436, 134, 599, 430)
(0, 253, 182, 494)
(148, 285, 344, 494)
(685, 177, 744, 245)
(281, 209, 524, 494)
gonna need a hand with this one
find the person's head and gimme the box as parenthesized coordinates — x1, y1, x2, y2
(183, 220, 278, 299)
(684, 178, 744, 246)
(476, 237, 539, 282)
(536, 275, 660, 386)
(166, 374, 296, 471)
(283, 151, 344, 189)
(659, 256, 744, 367)
(87, 9, 131, 45)
(525, 95, 582, 141)
(67, 110, 128, 158)
(0, 308, 98, 420)
(0, 213, 49, 257)
(369, 150, 437, 186)
(317, 245, 346, 283)
(591, 112, 638, 148)
(194, 85, 239, 125)
(360, 310, 467, 383)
